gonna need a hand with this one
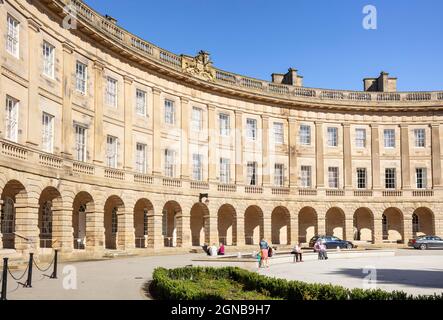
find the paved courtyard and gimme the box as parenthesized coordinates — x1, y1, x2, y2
(3, 249, 443, 299)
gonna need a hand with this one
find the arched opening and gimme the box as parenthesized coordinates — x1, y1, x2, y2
(326, 207, 346, 239)
(298, 207, 317, 244)
(217, 204, 237, 246)
(190, 203, 208, 247)
(382, 208, 404, 243)
(271, 206, 290, 245)
(412, 207, 435, 237)
(134, 198, 153, 248)
(1, 180, 27, 249)
(104, 196, 124, 250)
(353, 208, 374, 243)
(72, 192, 94, 250)
(162, 201, 182, 247)
(38, 187, 62, 249)
(244, 206, 263, 245)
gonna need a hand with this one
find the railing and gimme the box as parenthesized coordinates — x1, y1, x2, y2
(159, 50, 182, 68)
(412, 190, 434, 197)
(131, 37, 153, 55)
(217, 184, 237, 192)
(39, 154, 63, 169)
(382, 190, 403, 197)
(298, 189, 317, 196)
(1, 141, 28, 160)
(272, 187, 290, 195)
(163, 178, 182, 188)
(104, 168, 125, 180)
(190, 181, 209, 190)
(135, 237, 148, 248)
(326, 189, 345, 196)
(354, 190, 373, 197)
(245, 186, 263, 194)
(134, 173, 154, 184)
(215, 70, 237, 84)
(73, 161, 95, 175)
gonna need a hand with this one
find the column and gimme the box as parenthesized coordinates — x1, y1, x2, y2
(123, 76, 134, 170)
(152, 88, 162, 176)
(14, 197, 39, 252)
(374, 217, 383, 244)
(400, 124, 411, 189)
(371, 125, 381, 189)
(26, 18, 42, 147)
(236, 215, 245, 246)
(149, 211, 164, 249)
(262, 115, 270, 186)
(235, 111, 244, 184)
(315, 122, 324, 188)
(0, 199, 3, 249)
(52, 205, 74, 253)
(180, 97, 190, 179)
(345, 217, 354, 241)
(117, 208, 135, 251)
(208, 105, 217, 182)
(317, 211, 326, 236)
(93, 60, 105, 165)
(263, 214, 271, 243)
(206, 213, 219, 245)
(61, 42, 75, 157)
(85, 207, 105, 251)
(288, 118, 297, 188)
(343, 124, 352, 189)
(177, 212, 191, 247)
(431, 124, 442, 187)
(289, 211, 298, 245)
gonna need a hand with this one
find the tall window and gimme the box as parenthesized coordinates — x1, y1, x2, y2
(273, 122, 284, 144)
(327, 127, 338, 147)
(416, 168, 427, 189)
(219, 113, 230, 136)
(414, 129, 425, 148)
(143, 208, 149, 236)
(106, 135, 118, 168)
(111, 207, 118, 235)
(412, 213, 419, 234)
(300, 124, 311, 145)
(5, 96, 19, 142)
(6, 15, 19, 58)
(192, 154, 203, 181)
(42, 41, 55, 78)
(136, 89, 147, 116)
(75, 61, 87, 95)
(164, 100, 175, 125)
(355, 128, 366, 148)
(384, 129, 395, 148)
(42, 112, 54, 153)
(247, 161, 257, 186)
(385, 168, 396, 189)
(328, 167, 339, 188)
(219, 158, 230, 184)
(301, 166, 312, 188)
(40, 201, 53, 238)
(105, 77, 118, 107)
(0, 198, 15, 235)
(357, 168, 367, 189)
(135, 143, 147, 174)
(74, 125, 87, 162)
(246, 118, 257, 140)
(192, 107, 203, 131)
(164, 149, 175, 177)
(274, 163, 284, 187)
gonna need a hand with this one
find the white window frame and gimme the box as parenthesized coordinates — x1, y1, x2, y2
(192, 154, 203, 181)
(385, 168, 396, 189)
(164, 99, 175, 125)
(355, 128, 366, 148)
(416, 168, 427, 189)
(301, 165, 312, 188)
(74, 124, 87, 162)
(414, 129, 426, 148)
(384, 129, 395, 148)
(75, 61, 88, 95)
(246, 161, 258, 186)
(274, 163, 284, 187)
(42, 41, 55, 79)
(219, 113, 230, 136)
(135, 143, 147, 174)
(357, 168, 367, 189)
(135, 89, 147, 117)
(246, 118, 257, 141)
(273, 122, 284, 145)
(327, 127, 338, 147)
(191, 107, 203, 132)
(42, 112, 54, 153)
(164, 149, 175, 177)
(5, 96, 19, 142)
(6, 15, 19, 58)
(328, 167, 339, 189)
(300, 124, 311, 145)
(105, 77, 118, 107)
(219, 158, 230, 184)
(106, 135, 118, 168)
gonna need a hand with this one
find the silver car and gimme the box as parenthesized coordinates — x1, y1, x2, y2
(408, 235, 443, 250)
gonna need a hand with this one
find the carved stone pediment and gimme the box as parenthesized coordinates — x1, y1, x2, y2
(182, 50, 215, 82)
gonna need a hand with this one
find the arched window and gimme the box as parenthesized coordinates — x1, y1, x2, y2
(111, 207, 118, 235)
(412, 213, 419, 234)
(40, 201, 53, 236)
(1, 197, 15, 234)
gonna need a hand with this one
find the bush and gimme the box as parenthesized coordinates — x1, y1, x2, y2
(150, 266, 443, 300)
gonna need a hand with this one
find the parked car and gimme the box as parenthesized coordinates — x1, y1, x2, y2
(309, 235, 355, 250)
(408, 235, 443, 250)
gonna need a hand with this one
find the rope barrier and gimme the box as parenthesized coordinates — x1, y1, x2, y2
(7, 264, 29, 282)
(32, 255, 55, 273)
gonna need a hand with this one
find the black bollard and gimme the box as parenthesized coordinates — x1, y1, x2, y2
(50, 250, 58, 279)
(24, 253, 33, 288)
(1, 258, 8, 300)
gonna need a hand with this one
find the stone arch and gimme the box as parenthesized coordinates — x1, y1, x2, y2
(353, 207, 374, 243)
(72, 191, 95, 250)
(382, 207, 404, 243)
(38, 187, 62, 249)
(217, 204, 237, 246)
(244, 205, 264, 245)
(104, 195, 125, 250)
(190, 202, 209, 247)
(326, 207, 346, 239)
(412, 207, 435, 237)
(271, 206, 290, 245)
(162, 200, 182, 247)
(298, 207, 317, 244)
(134, 198, 154, 248)
(1, 180, 28, 249)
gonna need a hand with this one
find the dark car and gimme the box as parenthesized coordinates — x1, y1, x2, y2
(408, 235, 443, 250)
(309, 235, 354, 250)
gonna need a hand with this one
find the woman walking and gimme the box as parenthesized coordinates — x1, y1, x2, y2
(259, 238, 270, 268)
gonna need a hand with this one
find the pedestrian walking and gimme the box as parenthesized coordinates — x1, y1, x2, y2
(259, 238, 270, 268)
(320, 241, 328, 260)
(314, 239, 323, 260)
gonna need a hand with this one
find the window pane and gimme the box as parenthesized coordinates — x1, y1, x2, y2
(247, 162, 257, 185)
(219, 113, 230, 136)
(414, 129, 425, 148)
(136, 90, 147, 116)
(385, 168, 396, 189)
(246, 119, 257, 140)
(42, 112, 54, 153)
(384, 129, 395, 148)
(301, 166, 312, 188)
(355, 128, 366, 148)
(274, 122, 284, 144)
(327, 127, 338, 147)
(164, 100, 175, 124)
(328, 167, 339, 188)
(300, 125, 311, 145)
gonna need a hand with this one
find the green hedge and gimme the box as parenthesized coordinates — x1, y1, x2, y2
(151, 266, 443, 300)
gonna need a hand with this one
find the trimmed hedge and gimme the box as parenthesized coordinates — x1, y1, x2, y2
(151, 266, 443, 300)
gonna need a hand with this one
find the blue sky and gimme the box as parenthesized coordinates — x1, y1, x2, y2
(84, 0, 443, 91)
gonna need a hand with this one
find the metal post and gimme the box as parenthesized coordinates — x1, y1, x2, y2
(1, 258, 8, 300)
(50, 250, 58, 279)
(24, 253, 33, 288)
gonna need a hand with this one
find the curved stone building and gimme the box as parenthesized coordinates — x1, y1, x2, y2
(0, 0, 442, 258)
